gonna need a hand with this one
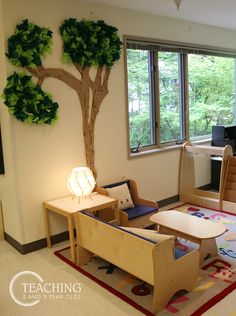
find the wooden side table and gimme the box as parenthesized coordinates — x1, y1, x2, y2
(43, 193, 120, 263)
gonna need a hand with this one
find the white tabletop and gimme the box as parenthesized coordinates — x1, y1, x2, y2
(150, 210, 226, 240)
(44, 193, 117, 214)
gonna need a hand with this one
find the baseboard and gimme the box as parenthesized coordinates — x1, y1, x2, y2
(4, 230, 70, 255)
(4, 232, 25, 254)
(197, 183, 212, 191)
(157, 195, 179, 208)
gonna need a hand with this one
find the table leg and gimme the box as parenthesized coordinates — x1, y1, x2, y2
(199, 238, 218, 266)
(68, 215, 76, 263)
(114, 201, 120, 225)
(43, 206, 51, 248)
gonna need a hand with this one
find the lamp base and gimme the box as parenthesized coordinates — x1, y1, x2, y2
(71, 194, 94, 203)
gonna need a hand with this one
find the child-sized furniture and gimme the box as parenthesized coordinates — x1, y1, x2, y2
(76, 211, 199, 314)
(96, 179, 158, 228)
(222, 156, 236, 213)
(150, 210, 226, 266)
(43, 193, 120, 263)
(179, 141, 233, 210)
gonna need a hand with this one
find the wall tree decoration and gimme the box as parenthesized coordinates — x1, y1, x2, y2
(2, 19, 122, 177)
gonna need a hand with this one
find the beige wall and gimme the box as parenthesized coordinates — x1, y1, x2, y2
(1, 0, 236, 244)
(0, 0, 25, 243)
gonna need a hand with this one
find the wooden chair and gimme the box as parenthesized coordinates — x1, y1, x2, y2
(96, 179, 158, 228)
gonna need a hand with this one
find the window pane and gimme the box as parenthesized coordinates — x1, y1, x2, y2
(159, 52, 182, 143)
(188, 54, 235, 139)
(127, 49, 155, 148)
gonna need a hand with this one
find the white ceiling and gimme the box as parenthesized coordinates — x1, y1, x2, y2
(82, 0, 236, 31)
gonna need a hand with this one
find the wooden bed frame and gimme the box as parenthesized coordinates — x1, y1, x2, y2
(75, 211, 199, 314)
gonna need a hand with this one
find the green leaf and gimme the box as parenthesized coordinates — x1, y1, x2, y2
(2, 72, 59, 125)
(60, 18, 122, 67)
(7, 19, 53, 68)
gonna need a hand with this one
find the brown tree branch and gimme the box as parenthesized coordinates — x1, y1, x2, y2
(74, 63, 95, 88)
(102, 66, 111, 88)
(89, 66, 111, 130)
(95, 67, 103, 86)
(27, 66, 82, 91)
(73, 62, 83, 75)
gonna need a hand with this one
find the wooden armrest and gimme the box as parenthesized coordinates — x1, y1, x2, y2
(129, 179, 158, 208)
(135, 198, 158, 208)
(95, 186, 108, 196)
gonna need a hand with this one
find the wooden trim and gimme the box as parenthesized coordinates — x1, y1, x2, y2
(123, 37, 132, 160)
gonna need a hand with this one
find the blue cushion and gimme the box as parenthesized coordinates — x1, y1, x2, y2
(80, 210, 157, 243)
(174, 248, 189, 259)
(80, 210, 189, 259)
(124, 205, 157, 220)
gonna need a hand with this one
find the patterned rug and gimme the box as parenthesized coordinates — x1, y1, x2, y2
(54, 204, 236, 315)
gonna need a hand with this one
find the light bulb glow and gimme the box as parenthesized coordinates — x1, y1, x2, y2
(67, 167, 96, 197)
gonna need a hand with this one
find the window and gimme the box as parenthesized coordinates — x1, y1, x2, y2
(127, 49, 155, 148)
(159, 51, 182, 144)
(188, 54, 235, 138)
(125, 38, 236, 153)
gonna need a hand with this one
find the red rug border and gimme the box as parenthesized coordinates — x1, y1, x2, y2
(190, 281, 236, 316)
(54, 246, 154, 316)
(55, 245, 236, 316)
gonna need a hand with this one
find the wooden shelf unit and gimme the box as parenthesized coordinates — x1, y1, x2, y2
(179, 142, 233, 210)
(222, 156, 236, 203)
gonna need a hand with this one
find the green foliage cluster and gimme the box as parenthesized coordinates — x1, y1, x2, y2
(188, 54, 234, 138)
(127, 49, 235, 147)
(60, 18, 122, 67)
(159, 52, 181, 142)
(7, 19, 52, 68)
(129, 106, 152, 147)
(127, 49, 153, 146)
(2, 72, 58, 125)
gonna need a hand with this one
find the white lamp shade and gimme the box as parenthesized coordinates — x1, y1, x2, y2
(67, 167, 96, 197)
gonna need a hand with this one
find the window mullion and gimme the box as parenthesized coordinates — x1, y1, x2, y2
(183, 53, 189, 140)
(153, 51, 160, 147)
(179, 53, 189, 141)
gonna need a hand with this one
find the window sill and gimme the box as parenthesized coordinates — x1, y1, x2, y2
(129, 138, 212, 159)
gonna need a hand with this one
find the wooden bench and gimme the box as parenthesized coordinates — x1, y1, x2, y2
(75, 211, 199, 314)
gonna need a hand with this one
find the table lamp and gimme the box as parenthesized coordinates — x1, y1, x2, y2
(67, 166, 96, 201)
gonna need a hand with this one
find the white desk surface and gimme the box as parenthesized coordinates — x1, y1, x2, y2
(150, 210, 226, 240)
(44, 193, 116, 214)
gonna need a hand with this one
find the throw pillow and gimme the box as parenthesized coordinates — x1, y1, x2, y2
(106, 183, 134, 210)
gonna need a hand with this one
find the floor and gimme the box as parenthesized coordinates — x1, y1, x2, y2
(1, 240, 236, 316)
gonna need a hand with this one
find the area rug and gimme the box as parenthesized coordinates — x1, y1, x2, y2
(173, 204, 236, 266)
(54, 204, 236, 315)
